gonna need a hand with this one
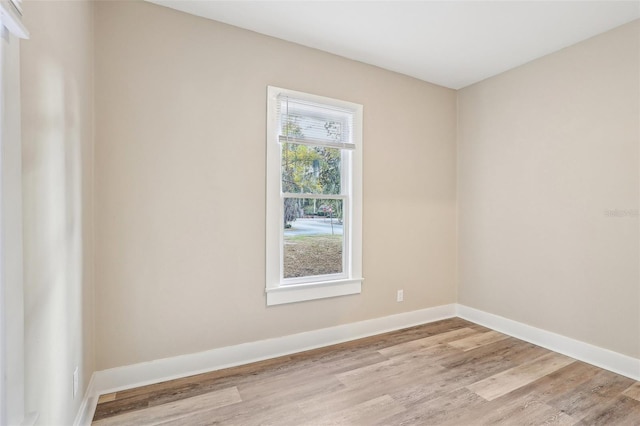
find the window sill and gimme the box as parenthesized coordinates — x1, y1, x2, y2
(266, 278, 363, 306)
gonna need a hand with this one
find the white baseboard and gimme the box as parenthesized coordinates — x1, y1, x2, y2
(74, 303, 640, 425)
(73, 374, 96, 426)
(456, 304, 640, 381)
(74, 304, 456, 426)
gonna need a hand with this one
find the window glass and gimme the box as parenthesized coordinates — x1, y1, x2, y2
(283, 198, 344, 279)
(281, 143, 341, 195)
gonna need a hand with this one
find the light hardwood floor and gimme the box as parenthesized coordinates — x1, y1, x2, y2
(92, 318, 640, 425)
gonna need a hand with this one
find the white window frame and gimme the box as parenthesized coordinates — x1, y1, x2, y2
(266, 86, 363, 306)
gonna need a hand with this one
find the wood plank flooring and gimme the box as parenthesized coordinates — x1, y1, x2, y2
(92, 318, 640, 425)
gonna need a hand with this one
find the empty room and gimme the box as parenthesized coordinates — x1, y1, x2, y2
(1, 0, 639, 425)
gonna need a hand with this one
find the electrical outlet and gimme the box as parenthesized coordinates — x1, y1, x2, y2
(73, 366, 79, 398)
(397, 289, 404, 302)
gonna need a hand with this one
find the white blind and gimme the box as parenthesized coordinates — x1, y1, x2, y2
(277, 95, 356, 150)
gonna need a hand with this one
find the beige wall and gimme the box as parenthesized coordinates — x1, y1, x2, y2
(21, 1, 94, 424)
(93, 1, 457, 370)
(458, 21, 640, 357)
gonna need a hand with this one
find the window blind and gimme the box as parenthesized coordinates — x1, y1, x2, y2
(278, 95, 356, 150)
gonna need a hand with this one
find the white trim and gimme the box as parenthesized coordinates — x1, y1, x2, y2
(0, 1, 28, 39)
(266, 278, 363, 305)
(72, 375, 96, 426)
(8, 0, 21, 16)
(74, 304, 456, 425)
(456, 304, 640, 381)
(1, 23, 26, 426)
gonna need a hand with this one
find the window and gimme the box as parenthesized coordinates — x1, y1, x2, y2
(266, 86, 363, 305)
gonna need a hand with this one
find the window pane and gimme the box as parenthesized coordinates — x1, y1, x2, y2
(281, 143, 341, 195)
(283, 198, 344, 279)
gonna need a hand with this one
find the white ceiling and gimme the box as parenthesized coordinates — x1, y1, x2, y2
(147, 1, 640, 89)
